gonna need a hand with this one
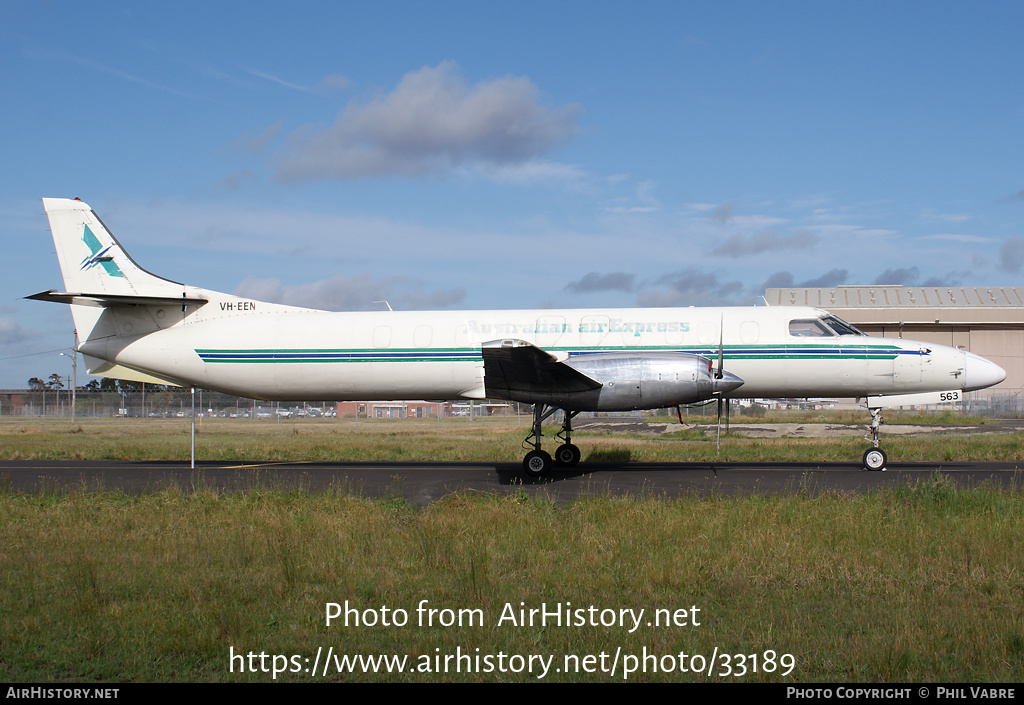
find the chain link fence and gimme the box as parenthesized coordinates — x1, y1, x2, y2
(1, 388, 1020, 419)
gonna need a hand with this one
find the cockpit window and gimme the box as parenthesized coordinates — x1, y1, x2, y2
(821, 315, 865, 336)
(789, 319, 833, 337)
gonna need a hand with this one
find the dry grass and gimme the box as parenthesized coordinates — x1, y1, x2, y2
(2, 416, 1022, 682)
(1, 479, 1023, 682)
(1, 415, 1022, 464)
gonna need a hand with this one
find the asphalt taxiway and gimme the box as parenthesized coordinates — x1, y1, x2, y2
(1, 458, 1020, 506)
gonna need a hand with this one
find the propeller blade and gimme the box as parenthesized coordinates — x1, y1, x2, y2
(716, 396, 723, 454)
(715, 314, 724, 379)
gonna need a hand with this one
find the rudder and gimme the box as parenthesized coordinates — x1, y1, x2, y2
(42, 197, 184, 298)
(40, 197, 191, 342)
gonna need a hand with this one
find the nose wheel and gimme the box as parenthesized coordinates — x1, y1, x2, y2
(863, 407, 887, 471)
(863, 447, 887, 472)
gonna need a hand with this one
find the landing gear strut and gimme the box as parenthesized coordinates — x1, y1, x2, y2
(521, 405, 580, 477)
(863, 407, 887, 471)
(555, 411, 581, 467)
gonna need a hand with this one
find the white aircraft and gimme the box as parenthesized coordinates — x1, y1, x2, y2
(30, 197, 1006, 475)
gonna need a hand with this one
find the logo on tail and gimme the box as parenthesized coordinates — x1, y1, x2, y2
(79, 225, 124, 278)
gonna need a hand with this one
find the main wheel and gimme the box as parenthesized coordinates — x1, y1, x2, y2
(863, 447, 887, 472)
(523, 450, 553, 477)
(554, 443, 582, 466)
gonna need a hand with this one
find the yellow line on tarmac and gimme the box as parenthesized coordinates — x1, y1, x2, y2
(216, 461, 314, 470)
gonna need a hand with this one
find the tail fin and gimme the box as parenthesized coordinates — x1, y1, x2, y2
(33, 198, 206, 343)
(42, 197, 186, 298)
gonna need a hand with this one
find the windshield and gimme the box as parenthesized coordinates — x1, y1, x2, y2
(788, 319, 833, 337)
(789, 316, 866, 338)
(820, 315, 865, 336)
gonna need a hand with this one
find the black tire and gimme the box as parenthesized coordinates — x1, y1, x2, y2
(523, 450, 553, 477)
(554, 443, 582, 466)
(863, 447, 887, 472)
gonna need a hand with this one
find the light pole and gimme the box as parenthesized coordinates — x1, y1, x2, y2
(58, 350, 77, 424)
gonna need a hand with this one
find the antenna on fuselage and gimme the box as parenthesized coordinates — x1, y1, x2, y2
(373, 301, 393, 311)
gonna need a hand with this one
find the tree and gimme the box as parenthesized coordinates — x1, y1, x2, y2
(117, 380, 142, 395)
(28, 377, 46, 391)
(47, 373, 64, 390)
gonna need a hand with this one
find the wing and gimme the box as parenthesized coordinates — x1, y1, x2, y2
(481, 338, 602, 401)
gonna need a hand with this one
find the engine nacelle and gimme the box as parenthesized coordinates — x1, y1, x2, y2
(481, 340, 744, 411)
(563, 351, 742, 411)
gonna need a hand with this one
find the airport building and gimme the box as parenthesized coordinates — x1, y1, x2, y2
(765, 285, 1024, 410)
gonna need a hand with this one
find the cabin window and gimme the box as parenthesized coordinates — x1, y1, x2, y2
(373, 326, 392, 348)
(788, 319, 833, 337)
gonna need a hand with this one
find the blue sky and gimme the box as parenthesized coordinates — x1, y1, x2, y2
(2, 1, 1024, 388)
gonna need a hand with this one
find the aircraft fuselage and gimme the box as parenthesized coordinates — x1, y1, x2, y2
(77, 298, 992, 404)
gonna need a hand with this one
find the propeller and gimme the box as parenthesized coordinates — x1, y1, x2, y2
(715, 314, 724, 454)
(715, 314, 724, 381)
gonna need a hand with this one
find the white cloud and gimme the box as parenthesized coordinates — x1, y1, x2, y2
(919, 233, 995, 244)
(565, 272, 636, 294)
(603, 180, 660, 214)
(0, 317, 34, 347)
(317, 74, 352, 92)
(476, 159, 587, 184)
(275, 61, 582, 181)
(711, 229, 817, 258)
(228, 121, 284, 155)
(637, 269, 746, 307)
(244, 68, 311, 92)
(233, 274, 465, 312)
(999, 237, 1024, 273)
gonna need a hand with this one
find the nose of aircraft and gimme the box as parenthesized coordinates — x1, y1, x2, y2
(963, 351, 1006, 391)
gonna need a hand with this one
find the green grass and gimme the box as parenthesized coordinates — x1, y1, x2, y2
(672, 407, 993, 425)
(1, 483, 1022, 682)
(2, 416, 1022, 682)
(0, 416, 1021, 464)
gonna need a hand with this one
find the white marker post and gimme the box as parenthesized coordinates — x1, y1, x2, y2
(191, 387, 196, 470)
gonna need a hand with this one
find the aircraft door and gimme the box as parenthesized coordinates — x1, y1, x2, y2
(892, 349, 923, 390)
(373, 326, 392, 348)
(414, 325, 432, 348)
(740, 321, 759, 344)
(579, 315, 610, 348)
(535, 315, 566, 348)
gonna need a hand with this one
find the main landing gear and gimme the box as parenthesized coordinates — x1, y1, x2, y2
(862, 407, 887, 471)
(522, 405, 580, 477)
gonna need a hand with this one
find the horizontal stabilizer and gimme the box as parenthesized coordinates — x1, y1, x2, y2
(26, 289, 208, 308)
(482, 339, 602, 399)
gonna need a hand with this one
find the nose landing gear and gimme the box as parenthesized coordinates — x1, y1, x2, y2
(863, 407, 887, 471)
